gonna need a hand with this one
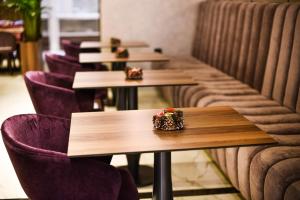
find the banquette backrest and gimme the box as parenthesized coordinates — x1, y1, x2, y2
(192, 1, 300, 113)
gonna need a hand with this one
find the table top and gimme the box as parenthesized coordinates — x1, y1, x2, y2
(68, 106, 276, 158)
(79, 52, 169, 64)
(80, 41, 149, 49)
(73, 70, 198, 89)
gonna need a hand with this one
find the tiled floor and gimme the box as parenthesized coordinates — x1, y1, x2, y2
(0, 74, 241, 199)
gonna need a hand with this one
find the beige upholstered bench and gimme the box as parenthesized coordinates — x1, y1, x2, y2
(153, 1, 300, 199)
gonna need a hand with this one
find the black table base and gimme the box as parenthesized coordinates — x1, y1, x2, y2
(117, 86, 154, 187)
(153, 152, 173, 200)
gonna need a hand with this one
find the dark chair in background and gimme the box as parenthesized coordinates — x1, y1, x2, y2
(45, 53, 94, 77)
(61, 39, 100, 59)
(61, 39, 81, 61)
(0, 31, 17, 74)
(24, 71, 104, 117)
(45, 53, 108, 107)
(1, 114, 139, 200)
(60, 39, 106, 72)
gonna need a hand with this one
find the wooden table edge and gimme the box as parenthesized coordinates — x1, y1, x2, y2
(67, 139, 277, 158)
(80, 41, 149, 49)
(72, 82, 198, 89)
(80, 44, 150, 49)
(68, 106, 277, 158)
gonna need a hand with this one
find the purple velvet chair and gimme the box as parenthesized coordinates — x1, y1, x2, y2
(61, 39, 81, 61)
(24, 71, 101, 118)
(1, 114, 139, 200)
(45, 53, 108, 102)
(45, 53, 94, 77)
(61, 39, 100, 59)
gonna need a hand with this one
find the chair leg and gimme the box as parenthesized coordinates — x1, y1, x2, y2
(8, 53, 14, 75)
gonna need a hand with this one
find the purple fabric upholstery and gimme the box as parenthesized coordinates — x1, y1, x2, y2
(24, 71, 97, 119)
(61, 39, 81, 61)
(24, 71, 111, 163)
(1, 114, 139, 200)
(45, 53, 108, 101)
(45, 53, 94, 77)
(61, 39, 101, 60)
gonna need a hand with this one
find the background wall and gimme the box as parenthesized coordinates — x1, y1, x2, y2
(101, 0, 203, 56)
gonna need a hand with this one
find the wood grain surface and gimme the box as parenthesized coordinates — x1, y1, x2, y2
(68, 106, 276, 158)
(79, 52, 169, 63)
(80, 41, 149, 49)
(73, 70, 198, 89)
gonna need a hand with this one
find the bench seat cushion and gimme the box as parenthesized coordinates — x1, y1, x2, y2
(169, 67, 300, 199)
(153, 1, 300, 199)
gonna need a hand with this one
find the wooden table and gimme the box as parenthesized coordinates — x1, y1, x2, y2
(73, 69, 197, 186)
(80, 41, 149, 49)
(73, 70, 197, 89)
(79, 52, 169, 64)
(68, 106, 276, 200)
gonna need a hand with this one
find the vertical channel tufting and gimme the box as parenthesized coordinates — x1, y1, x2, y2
(297, 87, 300, 113)
(207, 2, 222, 66)
(212, 1, 228, 67)
(244, 3, 267, 87)
(197, 1, 207, 61)
(197, 2, 209, 61)
(236, 3, 256, 82)
(261, 4, 289, 98)
(226, 148, 240, 189)
(283, 9, 300, 112)
(201, 2, 214, 63)
(272, 4, 300, 105)
(229, 3, 248, 77)
(192, 3, 204, 58)
(253, 3, 278, 92)
(223, 2, 242, 74)
(216, 2, 232, 70)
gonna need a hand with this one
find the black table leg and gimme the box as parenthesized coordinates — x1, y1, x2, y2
(128, 87, 138, 109)
(116, 87, 127, 110)
(126, 87, 154, 186)
(111, 62, 127, 106)
(153, 152, 173, 200)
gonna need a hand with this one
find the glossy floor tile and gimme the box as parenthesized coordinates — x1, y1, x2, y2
(0, 74, 241, 199)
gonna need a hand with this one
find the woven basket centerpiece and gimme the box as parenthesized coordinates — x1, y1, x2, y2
(153, 108, 184, 131)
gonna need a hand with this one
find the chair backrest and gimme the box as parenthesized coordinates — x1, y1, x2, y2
(1, 113, 137, 200)
(0, 31, 16, 51)
(45, 53, 96, 77)
(24, 71, 82, 118)
(1, 114, 70, 154)
(45, 53, 81, 77)
(1, 114, 71, 199)
(61, 39, 80, 60)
